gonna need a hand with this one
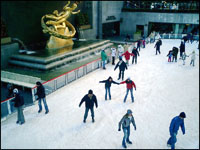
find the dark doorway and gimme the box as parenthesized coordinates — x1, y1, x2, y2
(102, 21, 120, 38)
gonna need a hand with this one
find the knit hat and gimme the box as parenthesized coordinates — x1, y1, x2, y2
(88, 89, 93, 94)
(119, 56, 122, 60)
(179, 112, 186, 118)
(127, 77, 131, 80)
(13, 88, 18, 94)
(127, 109, 132, 115)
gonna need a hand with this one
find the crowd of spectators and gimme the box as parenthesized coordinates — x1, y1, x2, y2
(124, 1, 199, 11)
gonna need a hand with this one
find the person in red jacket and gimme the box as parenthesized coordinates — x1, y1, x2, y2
(122, 50, 134, 66)
(120, 77, 136, 103)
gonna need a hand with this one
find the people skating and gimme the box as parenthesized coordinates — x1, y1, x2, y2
(122, 50, 134, 66)
(111, 46, 117, 65)
(12, 88, 25, 125)
(189, 50, 199, 67)
(132, 46, 140, 64)
(137, 40, 141, 51)
(79, 90, 98, 123)
(118, 109, 136, 148)
(179, 41, 185, 58)
(154, 38, 162, 55)
(167, 50, 173, 62)
(172, 47, 179, 62)
(35, 81, 49, 114)
(120, 77, 136, 103)
(114, 56, 128, 81)
(101, 49, 107, 70)
(182, 36, 188, 44)
(118, 45, 124, 58)
(181, 52, 189, 65)
(167, 112, 186, 149)
(99, 76, 119, 100)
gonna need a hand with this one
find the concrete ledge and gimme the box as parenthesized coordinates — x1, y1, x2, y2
(1, 78, 35, 88)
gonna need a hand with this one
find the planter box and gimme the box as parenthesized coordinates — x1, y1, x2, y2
(133, 33, 141, 41)
(1, 37, 11, 45)
(79, 24, 91, 30)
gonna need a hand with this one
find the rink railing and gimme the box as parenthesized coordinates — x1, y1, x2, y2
(1, 55, 111, 120)
(160, 34, 199, 40)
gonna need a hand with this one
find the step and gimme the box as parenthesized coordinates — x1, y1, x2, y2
(9, 43, 113, 70)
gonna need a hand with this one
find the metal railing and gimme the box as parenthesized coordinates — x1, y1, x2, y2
(160, 34, 199, 40)
(1, 55, 111, 119)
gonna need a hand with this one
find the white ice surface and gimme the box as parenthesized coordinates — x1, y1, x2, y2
(1, 39, 199, 149)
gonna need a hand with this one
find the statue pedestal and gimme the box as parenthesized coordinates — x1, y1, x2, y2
(46, 28, 74, 53)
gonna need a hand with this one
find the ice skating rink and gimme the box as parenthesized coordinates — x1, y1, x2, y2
(1, 39, 199, 149)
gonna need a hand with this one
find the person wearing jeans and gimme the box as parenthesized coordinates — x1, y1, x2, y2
(114, 56, 128, 81)
(35, 81, 49, 114)
(79, 90, 98, 123)
(118, 109, 136, 148)
(120, 77, 136, 103)
(101, 49, 107, 69)
(99, 76, 119, 100)
(12, 88, 25, 125)
(167, 112, 186, 149)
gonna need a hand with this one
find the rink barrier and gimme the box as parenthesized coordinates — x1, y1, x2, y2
(160, 34, 199, 40)
(1, 53, 111, 119)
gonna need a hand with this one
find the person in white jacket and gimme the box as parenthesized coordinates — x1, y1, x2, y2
(189, 50, 199, 66)
(118, 45, 124, 58)
(111, 46, 117, 65)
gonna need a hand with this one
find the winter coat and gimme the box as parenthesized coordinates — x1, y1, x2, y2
(101, 50, 107, 61)
(111, 48, 116, 57)
(132, 48, 140, 57)
(167, 50, 173, 57)
(137, 40, 141, 47)
(118, 45, 124, 57)
(13, 93, 24, 107)
(182, 53, 188, 60)
(119, 114, 136, 129)
(189, 52, 198, 61)
(79, 94, 98, 109)
(169, 116, 185, 136)
(120, 80, 136, 89)
(172, 47, 179, 56)
(35, 85, 46, 98)
(154, 40, 162, 50)
(122, 51, 134, 60)
(114, 60, 128, 71)
(99, 77, 119, 88)
(180, 42, 185, 53)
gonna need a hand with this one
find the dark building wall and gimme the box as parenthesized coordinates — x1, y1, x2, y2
(1, 1, 84, 45)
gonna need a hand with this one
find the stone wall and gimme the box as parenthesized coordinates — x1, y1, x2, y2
(120, 12, 199, 37)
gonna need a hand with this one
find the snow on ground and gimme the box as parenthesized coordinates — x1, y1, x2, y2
(1, 39, 199, 149)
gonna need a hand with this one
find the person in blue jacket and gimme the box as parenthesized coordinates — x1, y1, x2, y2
(99, 76, 119, 100)
(79, 90, 98, 123)
(167, 112, 186, 149)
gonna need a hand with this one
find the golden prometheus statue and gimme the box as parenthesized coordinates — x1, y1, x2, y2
(41, 1, 80, 50)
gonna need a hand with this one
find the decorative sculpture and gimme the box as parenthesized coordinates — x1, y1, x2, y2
(41, 1, 80, 50)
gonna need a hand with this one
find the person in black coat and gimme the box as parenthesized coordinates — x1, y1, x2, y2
(154, 39, 162, 55)
(35, 81, 49, 114)
(172, 47, 179, 62)
(182, 36, 188, 44)
(179, 41, 185, 58)
(137, 40, 141, 51)
(79, 90, 98, 123)
(132, 46, 140, 64)
(114, 56, 128, 80)
(12, 88, 25, 125)
(99, 76, 119, 100)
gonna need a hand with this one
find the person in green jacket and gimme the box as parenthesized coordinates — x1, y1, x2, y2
(101, 49, 107, 69)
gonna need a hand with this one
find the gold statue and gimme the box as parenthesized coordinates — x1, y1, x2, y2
(41, 1, 80, 50)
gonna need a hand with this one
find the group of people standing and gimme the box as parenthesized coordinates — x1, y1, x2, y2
(166, 40, 198, 66)
(10, 81, 49, 126)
